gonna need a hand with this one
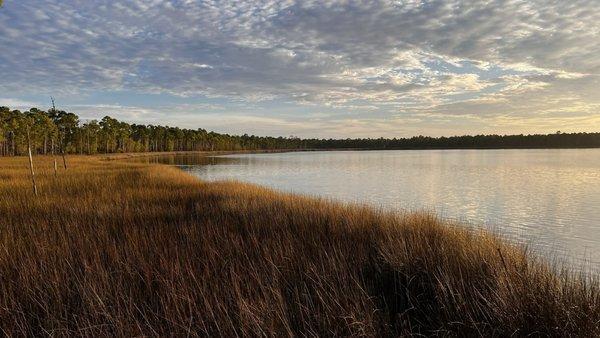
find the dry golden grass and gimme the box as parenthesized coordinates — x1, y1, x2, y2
(0, 155, 598, 336)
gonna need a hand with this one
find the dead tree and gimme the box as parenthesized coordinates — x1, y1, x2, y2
(26, 127, 38, 196)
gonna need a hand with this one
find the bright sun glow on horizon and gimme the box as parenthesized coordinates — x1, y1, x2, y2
(1, 0, 599, 138)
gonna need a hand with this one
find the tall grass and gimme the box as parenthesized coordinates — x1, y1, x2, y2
(0, 156, 598, 336)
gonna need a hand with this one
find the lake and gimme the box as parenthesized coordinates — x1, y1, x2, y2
(147, 149, 600, 269)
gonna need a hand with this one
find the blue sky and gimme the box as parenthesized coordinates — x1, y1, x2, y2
(1, 0, 599, 138)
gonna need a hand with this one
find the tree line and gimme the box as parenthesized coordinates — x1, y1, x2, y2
(1, 105, 599, 156)
(0, 106, 305, 156)
(305, 132, 600, 149)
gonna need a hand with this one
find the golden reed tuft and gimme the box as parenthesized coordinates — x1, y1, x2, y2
(0, 155, 598, 336)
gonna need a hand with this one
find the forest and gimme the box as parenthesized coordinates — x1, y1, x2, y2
(1, 105, 599, 156)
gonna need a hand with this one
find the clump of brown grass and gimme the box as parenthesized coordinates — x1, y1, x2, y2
(0, 155, 598, 336)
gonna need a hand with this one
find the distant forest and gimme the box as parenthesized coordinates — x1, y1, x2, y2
(1, 106, 599, 156)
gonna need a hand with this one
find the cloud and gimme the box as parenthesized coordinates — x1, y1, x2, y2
(0, 98, 42, 109)
(0, 0, 598, 136)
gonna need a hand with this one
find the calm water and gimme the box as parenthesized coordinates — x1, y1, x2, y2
(146, 149, 600, 269)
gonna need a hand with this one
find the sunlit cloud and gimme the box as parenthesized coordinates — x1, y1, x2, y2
(0, 0, 598, 137)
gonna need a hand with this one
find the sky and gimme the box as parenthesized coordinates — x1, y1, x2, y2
(1, 0, 599, 138)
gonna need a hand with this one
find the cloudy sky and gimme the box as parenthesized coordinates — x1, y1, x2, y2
(1, 0, 599, 138)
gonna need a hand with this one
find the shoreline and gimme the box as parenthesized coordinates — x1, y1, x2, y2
(97, 148, 309, 161)
(141, 148, 598, 272)
(3, 146, 598, 164)
(97, 145, 600, 161)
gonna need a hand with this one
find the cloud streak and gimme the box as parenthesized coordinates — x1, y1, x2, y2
(0, 0, 598, 136)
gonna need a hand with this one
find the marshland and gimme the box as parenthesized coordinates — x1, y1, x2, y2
(3, 0, 600, 335)
(0, 154, 599, 336)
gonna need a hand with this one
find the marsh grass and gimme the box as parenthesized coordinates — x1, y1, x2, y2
(0, 155, 598, 336)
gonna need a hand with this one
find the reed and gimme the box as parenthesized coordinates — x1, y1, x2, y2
(0, 155, 598, 336)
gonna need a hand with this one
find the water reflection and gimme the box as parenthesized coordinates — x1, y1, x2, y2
(130, 153, 240, 166)
(150, 149, 600, 270)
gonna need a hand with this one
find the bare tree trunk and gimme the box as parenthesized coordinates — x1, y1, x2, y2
(54, 157, 58, 177)
(62, 150, 67, 170)
(60, 136, 68, 169)
(11, 132, 15, 156)
(26, 129, 38, 196)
